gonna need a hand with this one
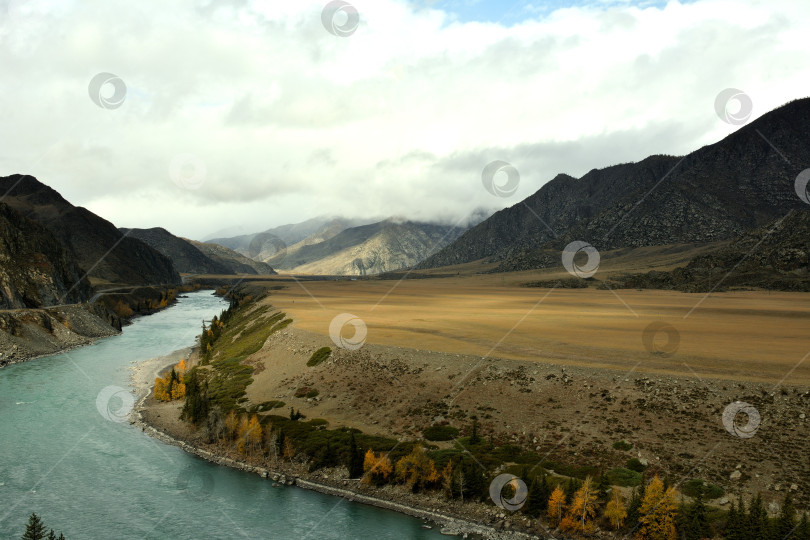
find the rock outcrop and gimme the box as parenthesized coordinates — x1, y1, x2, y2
(0, 202, 91, 309)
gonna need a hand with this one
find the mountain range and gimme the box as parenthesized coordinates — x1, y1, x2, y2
(0, 175, 180, 292)
(209, 217, 467, 276)
(418, 98, 810, 273)
(120, 228, 276, 276)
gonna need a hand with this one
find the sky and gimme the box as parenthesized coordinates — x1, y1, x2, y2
(0, 0, 808, 240)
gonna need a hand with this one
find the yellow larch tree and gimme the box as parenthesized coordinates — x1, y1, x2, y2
(363, 450, 393, 486)
(605, 488, 628, 531)
(244, 415, 263, 455)
(636, 476, 678, 540)
(154, 376, 171, 401)
(395, 445, 440, 491)
(547, 485, 567, 526)
(562, 476, 599, 533)
(236, 415, 251, 452)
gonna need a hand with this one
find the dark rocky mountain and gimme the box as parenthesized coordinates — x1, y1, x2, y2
(273, 219, 466, 275)
(419, 98, 810, 271)
(119, 227, 233, 275)
(0, 175, 180, 287)
(0, 202, 91, 309)
(185, 239, 277, 275)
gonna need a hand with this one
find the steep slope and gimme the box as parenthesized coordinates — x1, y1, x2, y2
(0, 202, 91, 309)
(209, 217, 376, 259)
(419, 98, 810, 270)
(185, 240, 277, 275)
(602, 209, 810, 292)
(278, 220, 465, 275)
(120, 227, 232, 275)
(0, 175, 180, 286)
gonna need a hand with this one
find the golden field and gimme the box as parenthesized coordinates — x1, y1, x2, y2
(261, 273, 810, 385)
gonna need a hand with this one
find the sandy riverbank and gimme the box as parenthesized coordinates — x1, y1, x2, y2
(129, 347, 546, 540)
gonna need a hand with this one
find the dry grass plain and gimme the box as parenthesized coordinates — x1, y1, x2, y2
(210, 272, 810, 510)
(263, 274, 810, 385)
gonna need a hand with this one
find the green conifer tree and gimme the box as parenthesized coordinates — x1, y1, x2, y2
(348, 432, 364, 478)
(22, 513, 46, 540)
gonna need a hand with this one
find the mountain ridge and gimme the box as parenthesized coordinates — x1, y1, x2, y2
(0, 175, 181, 287)
(419, 98, 810, 271)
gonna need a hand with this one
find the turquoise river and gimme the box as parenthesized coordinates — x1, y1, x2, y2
(0, 291, 448, 539)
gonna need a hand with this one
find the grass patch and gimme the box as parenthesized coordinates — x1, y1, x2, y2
(606, 467, 643, 487)
(212, 308, 286, 361)
(307, 347, 332, 367)
(202, 294, 292, 413)
(423, 425, 459, 441)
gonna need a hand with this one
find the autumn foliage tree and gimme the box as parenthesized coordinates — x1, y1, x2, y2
(548, 485, 567, 526)
(636, 476, 679, 540)
(561, 476, 599, 534)
(394, 445, 441, 492)
(153, 362, 187, 402)
(237, 415, 262, 454)
(363, 450, 393, 486)
(605, 488, 628, 531)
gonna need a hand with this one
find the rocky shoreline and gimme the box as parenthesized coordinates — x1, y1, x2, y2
(129, 349, 546, 540)
(0, 304, 121, 367)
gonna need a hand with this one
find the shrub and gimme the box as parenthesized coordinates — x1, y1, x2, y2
(613, 440, 633, 451)
(252, 400, 285, 412)
(423, 425, 459, 441)
(307, 347, 332, 367)
(294, 387, 319, 399)
(626, 458, 647, 472)
(682, 479, 724, 499)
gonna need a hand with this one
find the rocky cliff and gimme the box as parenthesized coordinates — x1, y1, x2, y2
(0, 202, 91, 309)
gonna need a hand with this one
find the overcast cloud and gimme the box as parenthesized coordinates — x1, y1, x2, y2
(1, 0, 808, 239)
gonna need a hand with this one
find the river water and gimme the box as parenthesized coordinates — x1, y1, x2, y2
(0, 291, 447, 539)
